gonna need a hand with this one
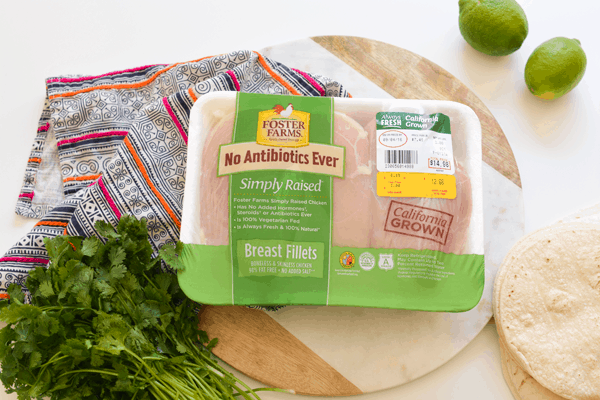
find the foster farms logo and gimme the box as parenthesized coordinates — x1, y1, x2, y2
(384, 201, 454, 245)
(256, 103, 310, 148)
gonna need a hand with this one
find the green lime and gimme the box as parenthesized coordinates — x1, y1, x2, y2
(525, 37, 587, 100)
(459, 0, 528, 56)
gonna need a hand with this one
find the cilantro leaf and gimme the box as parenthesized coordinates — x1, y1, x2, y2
(6, 283, 25, 305)
(81, 236, 101, 257)
(90, 348, 104, 367)
(0, 303, 41, 324)
(38, 280, 55, 298)
(0, 327, 16, 359)
(206, 337, 219, 351)
(94, 278, 116, 298)
(35, 312, 60, 337)
(108, 246, 126, 268)
(159, 241, 185, 271)
(109, 265, 127, 281)
(60, 339, 91, 365)
(95, 219, 120, 239)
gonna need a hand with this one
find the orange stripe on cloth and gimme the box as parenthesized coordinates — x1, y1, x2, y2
(35, 221, 69, 227)
(0, 293, 9, 299)
(252, 51, 301, 96)
(123, 137, 181, 229)
(28, 157, 42, 163)
(63, 174, 102, 183)
(188, 88, 198, 102)
(49, 56, 215, 100)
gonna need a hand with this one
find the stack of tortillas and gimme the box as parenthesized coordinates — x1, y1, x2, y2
(494, 216, 600, 400)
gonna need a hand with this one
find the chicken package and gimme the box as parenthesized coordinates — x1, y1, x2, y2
(179, 92, 484, 311)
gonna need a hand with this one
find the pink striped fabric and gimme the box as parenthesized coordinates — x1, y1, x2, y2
(97, 177, 121, 219)
(226, 70, 241, 91)
(0, 257, 49, 264)
(56, 131, 128, 147)
(19, 192, 34, 200)
(292, 68, 326, 96)
(162, 97, 188, 144)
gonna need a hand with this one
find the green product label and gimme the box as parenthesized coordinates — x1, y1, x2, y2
(228, 93, 335, 305)
(376, 112, 451, 133)
(178, 243, 485, 312)
(236, 239, 324, 278)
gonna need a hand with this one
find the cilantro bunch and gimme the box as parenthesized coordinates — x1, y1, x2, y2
(0, 216, 268, 400)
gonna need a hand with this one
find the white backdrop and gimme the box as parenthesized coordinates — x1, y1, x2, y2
(0, 1, 598, 399)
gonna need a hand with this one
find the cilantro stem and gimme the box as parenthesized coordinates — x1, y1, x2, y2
(131, 388, 141, 400)
(151, 378, 194, 400)
(183, 368, 206, 393)
(181, 367, 217, 399)
(122, 347, 164, 383)
(143, 272, 161, 293)
(181, 353, 263, 400)
(128, 351, 209, 400)
(147, 380, 173, 400)
(40, 305, 98, 312)
(230, 380, 263, 400)
(163, 366, 207, 398)
(58, 369, 121, 379)
(115, 289, 137, 321)
(142, 356, 166, 361)
(237, 387, 293, 395)
(39, 353, 69, 368)
(132, 360, 147, 382)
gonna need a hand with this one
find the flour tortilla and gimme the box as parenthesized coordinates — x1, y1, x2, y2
(493, 221, 600, 346)
(495, 222, 600, 400)
(499, 335, 567, 400)
(493, 223, 580, 346)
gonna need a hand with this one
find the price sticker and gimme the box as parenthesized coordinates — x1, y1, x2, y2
(376, 172, 456, 199)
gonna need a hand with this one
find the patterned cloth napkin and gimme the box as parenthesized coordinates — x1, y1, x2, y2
(0, 51, 349, 296)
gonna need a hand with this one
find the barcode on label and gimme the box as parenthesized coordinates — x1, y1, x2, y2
(385, 150, 418, 164)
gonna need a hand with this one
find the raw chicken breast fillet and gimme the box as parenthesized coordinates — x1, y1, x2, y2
(197, 111, 472, 254)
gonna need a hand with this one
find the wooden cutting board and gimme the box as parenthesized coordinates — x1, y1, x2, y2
(198, 36, 523, 396)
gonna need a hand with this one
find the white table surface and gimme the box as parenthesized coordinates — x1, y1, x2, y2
(0, 1, 598, 399)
